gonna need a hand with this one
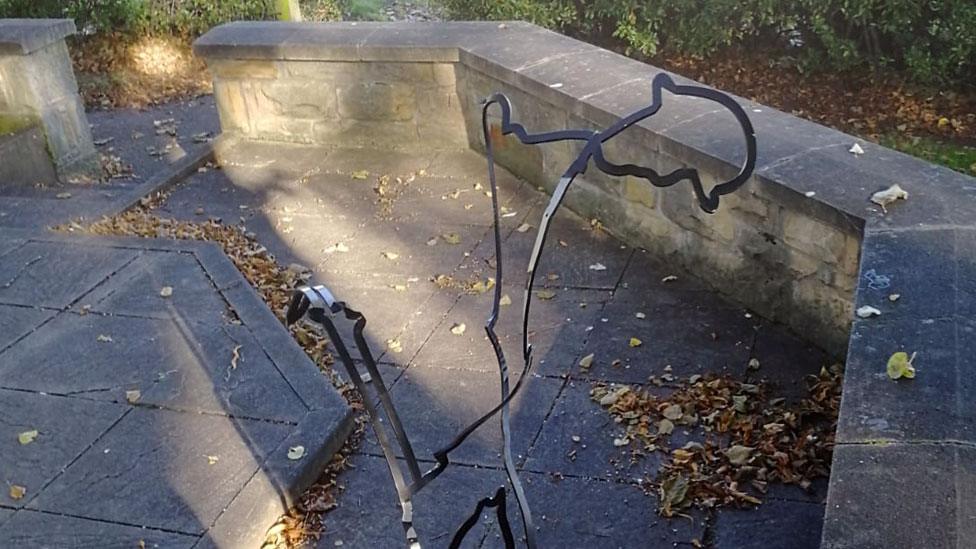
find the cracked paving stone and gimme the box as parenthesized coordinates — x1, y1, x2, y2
(0, 509, 197, 548)
(83, 250, 231, 323)
(317, 453, 506, 549)
(0, 389, 126, 509)
(360, 364, 562, 467)
(0, 304, 55, 351)
(28, 407, 291, 534)
(0, 313, 309, 422)
(0, 241, 138, 309)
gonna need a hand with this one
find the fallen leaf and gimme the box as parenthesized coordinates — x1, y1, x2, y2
(613, 436, 630, 447)
(629, 337, 643, 348)
(442, 233, 462, 245)
(125, 390, 141, 403)
(386, 338, 403, 353)
(888, 294, 901, 302)
(662, 404, 683, 420)
(231, 345, 242, 370)
(635, 312, 646, 319)
(206, 455, 219, 465)
(382, 251, 399, 260)
(659, 474, 689, 517)
(351, 170, 369, 180)
(426, 237, 438, 246)
(499, 294, 512, 306)
(725, 445, 754, 466)
(159, 286, 173, 298)
(747, 358, 761, 371)
(870, 184, 908, 213)
(323, 242, 350, 254)
(887, 351, 917, 380)
(391, 284, 407, 292)
(849, 143, 865, 155)
(17, 430, 38, 445)
(450, 323, 466, 335)
(287, 445, 306, 460)
(8, 484, 26, 500)
(55, 192, 72, 199)
(97, 334, 113, 343)
(661, 275, 678, 283)
(856, 305, 882, 318)
(578, 353, 595, 369)
(516, 223, 532, 233)
(657, 418, 674, 435)
(536, 290, 556, 300)
(589, 263, 607, 271)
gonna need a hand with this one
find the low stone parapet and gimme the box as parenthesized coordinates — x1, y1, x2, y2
(0, 19, 98, 181)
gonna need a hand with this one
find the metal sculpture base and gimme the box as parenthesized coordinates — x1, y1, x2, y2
(287, 72, 756, 548)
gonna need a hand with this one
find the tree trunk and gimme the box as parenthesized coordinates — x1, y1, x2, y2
(277, 0, 303, 22)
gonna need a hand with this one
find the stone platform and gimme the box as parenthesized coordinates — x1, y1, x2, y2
(158, 140, 832, 548)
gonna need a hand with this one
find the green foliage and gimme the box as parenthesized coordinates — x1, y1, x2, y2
(437, 0, 976, 87)
(0, 0, 274, 37)
(880, 134, 976, 177)
(341, 0, 384, 21)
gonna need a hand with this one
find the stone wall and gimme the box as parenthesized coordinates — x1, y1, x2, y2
(197, 28, 858, 354)
(455, 64, 859, 353)
(209, 59, 468, 150)
(0, 19, 98, 180)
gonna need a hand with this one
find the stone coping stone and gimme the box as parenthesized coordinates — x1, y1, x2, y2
(0, 18, 76, 55)
(193, 21, 976, 547)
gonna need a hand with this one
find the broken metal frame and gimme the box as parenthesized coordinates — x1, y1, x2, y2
(287, 71, 756, 548)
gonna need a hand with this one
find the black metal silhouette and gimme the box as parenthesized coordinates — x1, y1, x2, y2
(287, 71, 757, 548)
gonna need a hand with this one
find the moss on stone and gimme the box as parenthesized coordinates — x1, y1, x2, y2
(0, 114, 38, 136)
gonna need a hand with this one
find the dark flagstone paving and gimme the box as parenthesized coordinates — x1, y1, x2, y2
(155, 141, 834, 548)
(0, 232, 353, 547)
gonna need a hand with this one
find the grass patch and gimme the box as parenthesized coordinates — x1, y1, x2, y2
(880, 134, 976, 177)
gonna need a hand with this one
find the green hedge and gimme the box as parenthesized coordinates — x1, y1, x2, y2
(439, 0, 976, 87)
(0, 0, 356, 37)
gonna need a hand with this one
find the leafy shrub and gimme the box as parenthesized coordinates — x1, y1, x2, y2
(438, 0, 976, 87)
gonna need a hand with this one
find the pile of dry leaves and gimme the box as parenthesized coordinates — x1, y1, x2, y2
(657, 50, 975, 142)
(591, 364, 842, 518)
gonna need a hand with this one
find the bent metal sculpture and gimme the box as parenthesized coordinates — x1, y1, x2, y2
(287, 72, 757, 548)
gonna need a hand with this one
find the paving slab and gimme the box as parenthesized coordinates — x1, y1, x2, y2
(495, 472, 706, 548)
(82, 250, 232, 323)
(0, 389, 126, 509)
(0, 510, 198, 548)
(0, 240, 138, 308)
(712, 499, 824, 549)
(317, 454, 507, 549)
(574, 286, 757, 383)
(0, 312, 309, 422)
(29, 407, 291, 534)
(361, 364, 563, 467)
(0, 304, 55, 351)
(410, 288, 610, 376)
(523, 378, 667, 480)
(822, 443, 974, 549)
